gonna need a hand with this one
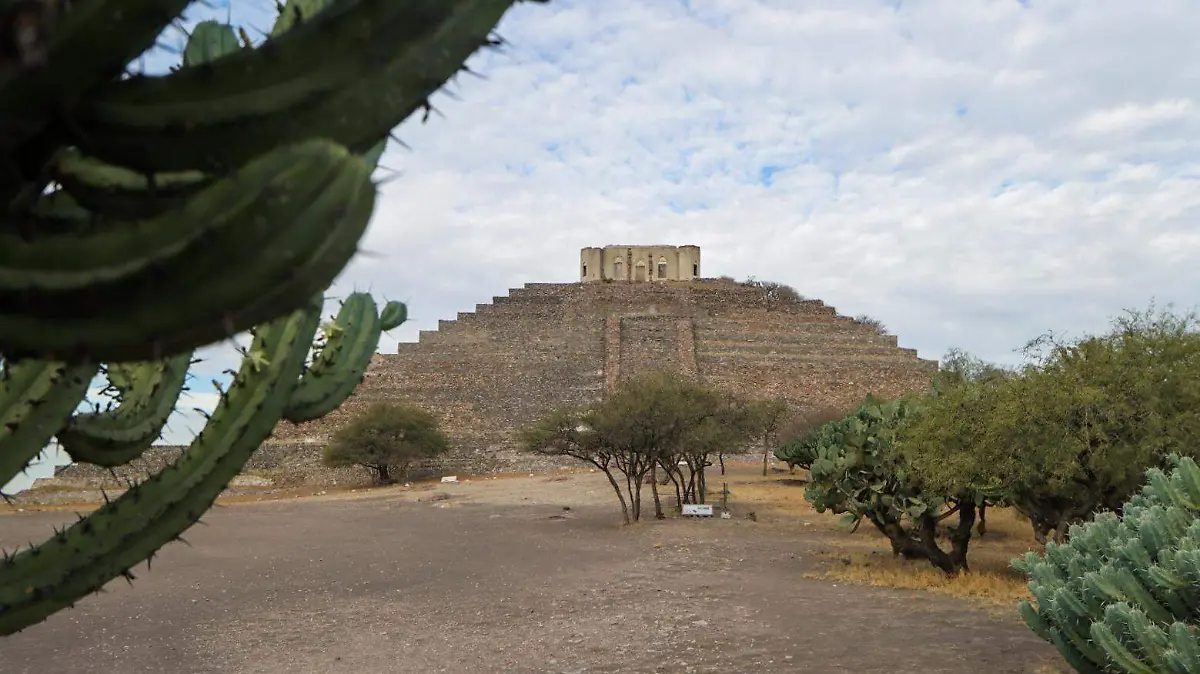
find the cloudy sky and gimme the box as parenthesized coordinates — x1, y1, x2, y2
(147, 0, 1200, 445)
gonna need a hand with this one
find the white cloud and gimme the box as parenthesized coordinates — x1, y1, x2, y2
(151, 0, 1198, 380)
(310, 0, 1200, 368)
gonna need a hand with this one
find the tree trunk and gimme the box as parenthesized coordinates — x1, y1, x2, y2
(1052, 512, 1071, 543)
(374, 463, 392, 485)
(650, 464, 665, 519)
(632, 477, 643, 522)
(917, 515, 958, 575)
(597, 467, 631, 525)
(948, 501, 976, 571)
(976, 502, 988, 536)
(663, 462, 684, 512)
(869, 517, 927, 560)
(719, 452, 726, 476)
(622, 472, 637, 522)
(683, 466, 697, 504)
(697, 466, 708, 504)
(761, 438, 770, 476)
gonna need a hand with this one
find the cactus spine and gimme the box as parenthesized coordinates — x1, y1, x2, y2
(1013, 455, 1200, 673)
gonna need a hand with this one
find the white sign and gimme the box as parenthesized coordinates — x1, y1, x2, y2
(682, 504, 714, 517)
(440, 476, 459, 483)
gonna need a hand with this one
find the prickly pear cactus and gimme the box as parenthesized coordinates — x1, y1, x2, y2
(804, 398, 942, 530)
(774, 430, 820, 471)
(1013, 455, 1200, 674)
(0, 0, 544, 636)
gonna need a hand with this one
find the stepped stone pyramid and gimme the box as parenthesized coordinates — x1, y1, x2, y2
(270, 246, 938, 474)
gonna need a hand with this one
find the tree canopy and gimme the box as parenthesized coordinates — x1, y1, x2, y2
(899, 305, 1200, 542)
(323, 401, 450, 484)
(521, 372, 762, 523)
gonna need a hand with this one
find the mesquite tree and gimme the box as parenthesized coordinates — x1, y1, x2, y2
(323, 402, 450, 484)
(521, 373, 756, 523)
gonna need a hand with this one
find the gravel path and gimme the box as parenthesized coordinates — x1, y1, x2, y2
(0, 473, 1062, 673)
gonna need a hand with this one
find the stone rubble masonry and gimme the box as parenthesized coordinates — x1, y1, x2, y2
(265, 278, 939, 476)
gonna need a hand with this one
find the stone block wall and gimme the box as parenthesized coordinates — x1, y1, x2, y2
(268, 278, 938, 471)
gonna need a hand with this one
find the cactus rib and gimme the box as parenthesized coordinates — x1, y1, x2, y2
(65, 0, 528, 173)
(284, 292, 381, 422)
(0, 139, 376, 363)
(57, 353, 190, 467)
(0, 302, 321, 635)
(51, 147, 209, 219)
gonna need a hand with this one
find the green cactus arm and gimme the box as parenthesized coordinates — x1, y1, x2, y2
(1017, 600, 1054, 642)
(65, 0, 541, 173)
(379, 300, 408, 331)
(0, 360, 97, 490)
(0, 0, 191, 145)
(1164, 622, 1200, 674)
(0, 301, 321, 635)
(283, 292, 381, 422)
(48, 18, 243, 220)
(74, 0, 447, 137)
(56, 353, 190, 467)
(1090, 620, 1160, 674)
(1045, 628, 1110, 674)
(0, 141, 322, 284)
(28, 190, 90, 221)
(0, 139, 376, 363)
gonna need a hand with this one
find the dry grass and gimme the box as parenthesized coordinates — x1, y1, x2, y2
(717, 463, 1045, 606)
(812, 550, 1032, 606)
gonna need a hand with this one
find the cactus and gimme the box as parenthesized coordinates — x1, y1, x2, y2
(284, 292, 387, 423)
(380, 300, 409, 331)
(67, 0, 529, 174)
(1013, 455, 1200, 673)
(1, 0, 545, 364)
(0, 301, 322, 635)
(0, 360, 98, 486)
(774, 429, 821, 471)
(56, 353, 191, 467)
(0, 0, 551, 635)
(803, 397, 990, 574)
(804, 398, 939, 540)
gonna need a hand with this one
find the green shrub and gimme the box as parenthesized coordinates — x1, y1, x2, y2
(324, 402, 450, 484)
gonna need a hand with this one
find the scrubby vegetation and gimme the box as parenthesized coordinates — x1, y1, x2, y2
(323, 402, 450, 484)
(520, 373, 767, 524)
(766, 302, 1200, 672)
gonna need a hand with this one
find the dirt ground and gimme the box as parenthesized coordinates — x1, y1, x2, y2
(0, 465, 1064, 674)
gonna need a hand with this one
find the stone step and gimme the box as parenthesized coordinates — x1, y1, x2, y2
(696, 346, 921, 362)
